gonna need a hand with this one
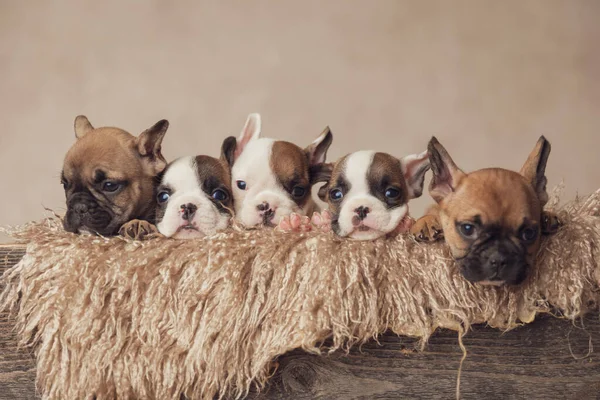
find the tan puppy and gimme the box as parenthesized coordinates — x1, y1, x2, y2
(62, 116, 169, 237)
(411, 136, 560, 285)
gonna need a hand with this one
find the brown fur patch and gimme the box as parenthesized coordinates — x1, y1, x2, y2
(270, 141, 311, 208)
(367, 152, 408, 207)
(194, 155, 233, 212)
(318, 154, 350, 217)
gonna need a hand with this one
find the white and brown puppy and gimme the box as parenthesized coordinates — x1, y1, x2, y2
(220, 114, 333, 228)
(310, 150, 430, 240)
(155, 145, 235, 239)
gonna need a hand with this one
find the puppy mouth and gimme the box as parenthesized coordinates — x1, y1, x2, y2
(261, 210, 276, 227)
(176, 224, 200, 233)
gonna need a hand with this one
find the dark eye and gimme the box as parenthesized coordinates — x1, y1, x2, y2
(459, 223, 476, 237)
(102, 181, 120, 192)
(291, 186, 306, 198)
(385, 188, 400, 199)
(330, 188, 344, 201)
(157, 191, 170, 204)
(212, 189, 228, 201)
(520, 227, 538, 242)
(61, 180, 68, 190)
(236, 180, 247, 190)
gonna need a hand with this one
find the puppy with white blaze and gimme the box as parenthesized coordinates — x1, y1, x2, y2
(155, 144, 235, 239)
(220, 113, 333, 228)
(281, 147, 430, 240)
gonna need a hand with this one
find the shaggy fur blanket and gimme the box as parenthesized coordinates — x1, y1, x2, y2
(1, 188, 600, 399)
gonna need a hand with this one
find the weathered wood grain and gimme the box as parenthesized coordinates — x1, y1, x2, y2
(0, 245, 36, 400)
(0, 245, 598, 400)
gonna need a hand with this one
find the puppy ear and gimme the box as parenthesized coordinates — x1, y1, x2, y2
(400, 150, 430, 199)
(519, 136, 551, 206)
(305, 127, 333, 166)
(234, 113, 261, 160)
(310, 162, 333, 201)
(74, 115, 94, 139)
(427, 137, 465, 203)
(136, 119, 169, 175)
(220, 136, 237, 167)
(309, 162, 333, 185)
(317, 185, 329, 202)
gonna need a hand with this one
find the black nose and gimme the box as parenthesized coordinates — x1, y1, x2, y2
(257, 202, 270, 212)
(181, 203, 198, 221)
(73, 203, 89, 215)
(355, 206, 370, 220)
(489, 253, 510, 269)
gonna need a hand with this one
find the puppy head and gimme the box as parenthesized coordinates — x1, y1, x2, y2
(316, 150, 429, 240)
(62, 116, 169, 236)
(155, 155, 232, 239)
(428, 136, 551, 285)
(221, 114, 333, 228)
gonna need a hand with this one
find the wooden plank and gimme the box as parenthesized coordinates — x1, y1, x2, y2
(0, 246, 36, 400)
(0, 245, 598, 400)
(256, 316, 600, 399)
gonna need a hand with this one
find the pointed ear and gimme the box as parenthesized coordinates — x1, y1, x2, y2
(519, 136, 551, 206)
(234, 113, 261, 160)
(136, 119, 169, 175)
(427, 137, 465, 203)
(400, 150, 430, 199)
(220, 136, 237, 168)
(310, 162, 333, 201)
(309, 162, 333, 185)
(305, 127, 333, 166)
(74, 115, 94, 139)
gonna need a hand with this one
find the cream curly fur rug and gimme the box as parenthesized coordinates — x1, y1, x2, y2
(1, 188, 599, 399)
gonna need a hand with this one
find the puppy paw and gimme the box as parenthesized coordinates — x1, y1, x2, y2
(541, 211, 562, 235)
(119, 219, 162, 240)
(310, 210, 332, 233)
(411, 215, 443, 242)
(277, 213, 313, 232)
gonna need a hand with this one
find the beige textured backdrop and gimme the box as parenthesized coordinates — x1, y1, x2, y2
(1, 1, 599, 240)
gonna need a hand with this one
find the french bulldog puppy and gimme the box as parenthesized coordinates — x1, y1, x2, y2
(154, 147, 234, 239)
(285, 149, 430, 240)
(220, 114, 333, 228)
(62, 116, 169, 237)
(411, 136, 561, 285)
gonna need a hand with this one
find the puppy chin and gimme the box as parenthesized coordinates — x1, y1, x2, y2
(347, 228, 385, 241)
(172, 227, 207, 240)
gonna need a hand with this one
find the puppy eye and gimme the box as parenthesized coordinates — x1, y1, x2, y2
(330, 188, 344, 201)
(459, 223, 476, 238)
(236, 180, 247, 190)
(520, 227, 538, 242)
(212, 189, 228, 201)
(291, 186, 306, 198)
(157, 191, 170, 204)
(61, 179, 69, 190)
(102, 181, 120, 193)
(384, 188, 400, 199)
